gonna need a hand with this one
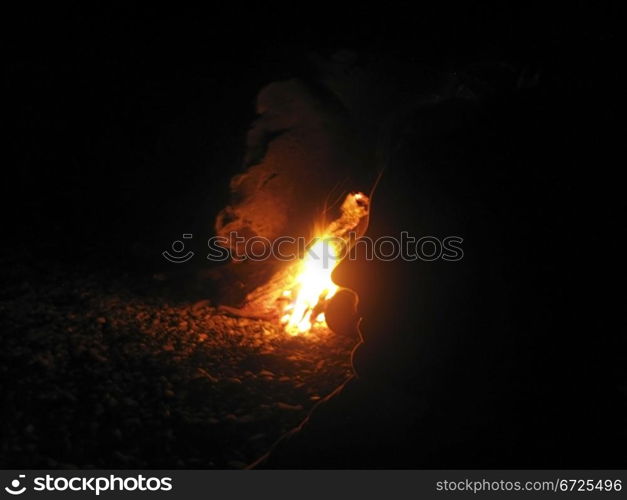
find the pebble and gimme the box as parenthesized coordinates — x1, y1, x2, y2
(192, 300, 211, 314)
(276, 402, 304, 411)
(2, 265, 355, 468)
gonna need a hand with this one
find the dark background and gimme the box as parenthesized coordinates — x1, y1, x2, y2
(3, 2, 623, 467)
(5, 3, 620, 271)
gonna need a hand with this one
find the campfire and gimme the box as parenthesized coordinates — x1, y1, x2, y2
(278, 192, 368, 335)
(225, 192, 369, 336)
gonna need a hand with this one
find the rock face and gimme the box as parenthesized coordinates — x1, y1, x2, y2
(211, 52, 456, 307)
(212, 55, 380, 307)
(215, 78, 369, 253)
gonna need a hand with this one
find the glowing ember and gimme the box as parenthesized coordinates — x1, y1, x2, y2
(280, 236, 341, 335)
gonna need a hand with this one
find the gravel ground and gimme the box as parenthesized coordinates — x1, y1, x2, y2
(0, 255, 355, 468)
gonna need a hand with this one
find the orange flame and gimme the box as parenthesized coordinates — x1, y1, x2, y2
(280, 237, 341, 335)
